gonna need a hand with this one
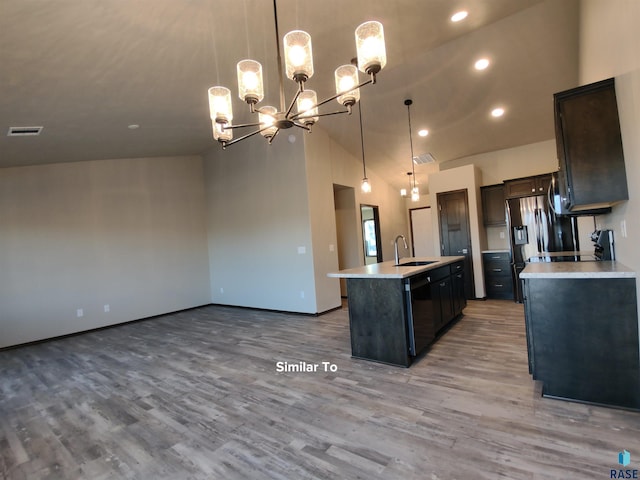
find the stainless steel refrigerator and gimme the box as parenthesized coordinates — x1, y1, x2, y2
(507, 195, 579, 302)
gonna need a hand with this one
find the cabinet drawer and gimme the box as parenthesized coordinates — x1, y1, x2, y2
(483, 251, 510, 262)
(426, 266, 449, 283)
(486, 282, 514, 300)
(449, 261, 464, 275)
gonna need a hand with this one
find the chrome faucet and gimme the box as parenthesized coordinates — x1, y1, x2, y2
(394, 235, 408, 265)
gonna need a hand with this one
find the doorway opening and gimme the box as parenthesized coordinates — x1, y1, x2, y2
(360, 204, 383, 265)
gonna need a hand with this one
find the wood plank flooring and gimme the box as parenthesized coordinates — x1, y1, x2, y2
(1, 300, 639, 479)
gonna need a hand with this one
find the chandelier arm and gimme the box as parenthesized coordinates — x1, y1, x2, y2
(272, 0, 286, 113)
(223, 121, 264, 130)
(284, 87, 303, 118)
(296, 110, 350, 121)
(268, 128, 281, 144)
(289, 76, 374, 120)
(220, 125, 277, 147)
(293, 122, 311, 131)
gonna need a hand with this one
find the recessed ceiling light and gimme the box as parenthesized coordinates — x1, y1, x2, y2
(474, 58, 490, 70)
(451, 10, 468, 22)
(418, 129, 429, 137)
(491, 107, 505, 118)
(128, 124, 140, 130)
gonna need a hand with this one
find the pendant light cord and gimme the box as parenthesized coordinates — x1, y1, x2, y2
(359, 102, 367, 178)
(273, 0, 286, 112)
(405, 99, 416, 189)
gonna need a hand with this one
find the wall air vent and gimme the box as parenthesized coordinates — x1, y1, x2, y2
(7, 126, 43, 137)
(413, 152, 436, 165)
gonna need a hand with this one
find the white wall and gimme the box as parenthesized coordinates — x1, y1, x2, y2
(0, 156, 211, 348)
(203, 131, 323, 313)
(579, 0, 640, 303)
(428, 164, 486, 298)
(319, 127, 409, 263)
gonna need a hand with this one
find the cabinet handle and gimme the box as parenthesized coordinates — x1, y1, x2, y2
(491, 255, 501, 259)
(492, 268, 502, 272)
(531, 188, 535, 192)
(495, 284, 503, 287)
(539, 187, 544, 191)
(440, 282, 446, 287)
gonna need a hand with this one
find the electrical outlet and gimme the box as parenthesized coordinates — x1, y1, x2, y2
(76, 309, 83, 318)
(499, 231, 505, 239)
(329, 244, 335, 252)
(621, 220, 628, 238)
(297, 246, 306, 254)
(220, 287, 224, 294)
(300, 291, 305, 299)
(104, 304, 110, 313)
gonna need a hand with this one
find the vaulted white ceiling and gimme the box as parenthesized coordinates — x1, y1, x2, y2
(0, 0, 579, 192)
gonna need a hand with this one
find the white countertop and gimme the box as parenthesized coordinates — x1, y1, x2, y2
(482, 249, 510, 254)
(327, 256, 465, 279)
(521, 261, 636, 279)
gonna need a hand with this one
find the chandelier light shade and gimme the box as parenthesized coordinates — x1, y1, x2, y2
(284, 30, 314, 82)
(237, 60, 265, 104)
(208, 86, 233, 124)
(259, 106, 278, 139)
(207, 0, 386, 148)
(213, 122, 233, 142)
(355, 21, 387, 75)
(296, 90, 319, 126)
(335, 65, 360, 107)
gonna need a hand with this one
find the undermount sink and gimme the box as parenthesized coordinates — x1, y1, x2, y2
(396, 261, 436, 267)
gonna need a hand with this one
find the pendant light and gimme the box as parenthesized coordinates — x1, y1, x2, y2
(358, 101, 371, 193)
(405, 99, 419, 202)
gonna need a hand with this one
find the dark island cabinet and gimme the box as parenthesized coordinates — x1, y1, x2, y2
(554, 77, 628, 211)
(481, 184, 506, 226)
(523, 276, 639, 410)
(346, 260, 466, 367)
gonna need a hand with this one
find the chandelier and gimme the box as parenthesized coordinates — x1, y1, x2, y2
(404, 99, 420, 202)
(208, 0, 387, 148)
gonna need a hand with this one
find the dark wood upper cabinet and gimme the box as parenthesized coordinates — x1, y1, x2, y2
(504, 174, 551, 199)
(481, 184, 506, 226)
(554, 77, 628, 212)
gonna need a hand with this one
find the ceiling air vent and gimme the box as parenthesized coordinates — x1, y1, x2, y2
(7, 126, 43, 137)
(413, 152, 436, 165)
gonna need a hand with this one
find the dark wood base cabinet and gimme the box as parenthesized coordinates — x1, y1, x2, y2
(347, 261, 466, 367)
(523, 277, 640, 410)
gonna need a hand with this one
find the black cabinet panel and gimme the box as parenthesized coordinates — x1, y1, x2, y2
(481, 184, 506, 226)
(523, 277, 640, 410)
(554, 77, 628, 211)
(482, 252, 514, 300)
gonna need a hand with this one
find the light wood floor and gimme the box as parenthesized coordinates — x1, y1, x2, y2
(1, 300, 639, 479)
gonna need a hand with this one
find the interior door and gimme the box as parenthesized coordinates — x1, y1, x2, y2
(437, 189, 474, 299)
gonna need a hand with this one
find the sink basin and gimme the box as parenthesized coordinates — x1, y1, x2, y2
(396, 261, 436, 267)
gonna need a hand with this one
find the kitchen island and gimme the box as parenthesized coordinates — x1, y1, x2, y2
(328, 256, 465, 367)
(521, 261, 639, 410)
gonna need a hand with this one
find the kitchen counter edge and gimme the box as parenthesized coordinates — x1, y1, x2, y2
(327, 256, 465, 279)
(521, 260, 636, 279)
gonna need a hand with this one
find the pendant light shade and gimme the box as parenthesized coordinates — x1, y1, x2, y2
(237, 60, 265, 105)
(355, 21, 387, 75)
(296, 90, 319, 126)
(284, 30, 314, 82)
(259, 106, 278, 139)
(335, 65, 360, 107)
(208, 86, 233, 124)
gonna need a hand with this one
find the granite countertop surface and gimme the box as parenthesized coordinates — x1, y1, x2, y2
(521, 261, 636, 279)
(482, 249, 510, 254)
(327, 256, 465, 279)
